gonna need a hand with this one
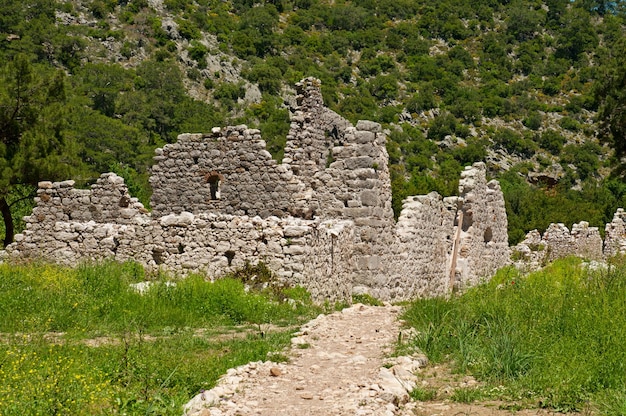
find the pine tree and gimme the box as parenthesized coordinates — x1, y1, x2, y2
(0, 55, 81, 246)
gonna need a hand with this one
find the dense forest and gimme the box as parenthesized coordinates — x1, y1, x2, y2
(1, 0, 626, 245)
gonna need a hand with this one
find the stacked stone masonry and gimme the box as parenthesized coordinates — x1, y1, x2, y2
(7, 78, 515, 302)
(512, 218, 624, 271)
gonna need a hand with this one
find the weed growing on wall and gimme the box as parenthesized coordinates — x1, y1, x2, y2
(403, 257, 626, 412)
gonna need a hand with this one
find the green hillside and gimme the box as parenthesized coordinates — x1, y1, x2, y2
(1, 0, 626, 245)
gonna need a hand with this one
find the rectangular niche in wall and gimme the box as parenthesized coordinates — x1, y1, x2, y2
(204, 171, 224, 200)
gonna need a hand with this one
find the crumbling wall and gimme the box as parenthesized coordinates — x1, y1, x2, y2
(604, 209, 626, 257)
(380, 193, 457, 299)
(33, 173, 149, 225)
(454, 164, 510, 289)
(513, 221, 604, 269)
(150, 127, 306, 219)
(7, 176, 354, 303)
(283, 77, 352, 181)
(5, 79, 515, 302)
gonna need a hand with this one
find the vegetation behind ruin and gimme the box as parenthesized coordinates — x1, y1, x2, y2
(1, 0, 626, 244)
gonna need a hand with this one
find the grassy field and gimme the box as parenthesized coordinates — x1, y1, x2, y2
(403, 257, 626, 414)
(0, 262, 323, 415)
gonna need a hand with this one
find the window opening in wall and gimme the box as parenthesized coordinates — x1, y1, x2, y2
(119, 195, 130, 208)
(483, 227, 493, 243)
(204, 171, 223, 200)
(225, 250, 235, 266)
(462, 212, 473, 232)
(152, 248, 165, 265)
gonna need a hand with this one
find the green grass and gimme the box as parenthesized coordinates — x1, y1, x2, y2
(0, 261, 322, 415)
(352, 293, 384, 306)
(409, 386, 437, 401)
(403, 256, 626, 412)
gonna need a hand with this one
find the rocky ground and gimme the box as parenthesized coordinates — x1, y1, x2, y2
(183, 304, 568, 416)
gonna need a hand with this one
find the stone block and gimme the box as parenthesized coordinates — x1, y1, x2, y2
(354, 131, 376, 144)
(345, 156, 374, 170)
(356, 120, 382, 133)
(284, 244, 307, 255)
(360, 190, 379, 207)
(283, 225, 309, 238)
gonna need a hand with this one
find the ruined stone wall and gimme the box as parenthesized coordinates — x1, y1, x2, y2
(150, 127, 306, 219)
(454, 164, 510, 288)
(5, 79, 516, 302)
(378, 193, 457, 299)
(283, 77, 352, 182)
(513, 221, 604, 270)
(33, 173, 149, 225)
(7, 176, 354, 302)
(604, 209, 626, 257)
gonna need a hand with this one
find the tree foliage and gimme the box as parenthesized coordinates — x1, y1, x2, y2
(0, 0, 625, 246)
(0, 56, 83, 245)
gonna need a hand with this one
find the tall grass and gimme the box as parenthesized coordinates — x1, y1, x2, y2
(0, 261, 320, 415)
(403, 257, 626, 412)
(0, 261, 316, 335)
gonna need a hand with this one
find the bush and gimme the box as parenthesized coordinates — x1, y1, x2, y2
(244, 63, 283, 94)
(492, 128, 537, 157)
(406, 83, 437, 113)
(538, 129, 566, 154)
(427, 113, 458, 141)
(368, 74, 399, 100)
(559, 116, 581, 132)
(176, 19, 200, 40)
(560, 142, 601, 180)
(188, 41, 208, 66)
(213, 82, 245, 109)
(523, 112, 542, 130)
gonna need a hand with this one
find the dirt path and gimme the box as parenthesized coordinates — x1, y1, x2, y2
(183, 304, 567, 416)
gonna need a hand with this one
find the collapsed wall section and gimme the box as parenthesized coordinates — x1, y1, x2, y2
(283, 77, 352, 181)
(6, 175, 354, 303)
(513, 221, 604, 270)
(604, 208, 626, 257)
(454, 163, 511, 288)
(150, 127, 306, 219)
(380, 193, 457, 299)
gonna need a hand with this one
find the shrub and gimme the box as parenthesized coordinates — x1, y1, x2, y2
(212, 82, 246, 110)
(560, 142, 601, 180)
(538, 129, 566, 154)
(559, 116, 581, 132)
(492, 128, 537, 157)
(188, 41, 208, 66)
(427, 113, 458, 141)
(523, 112, 542, 130)
(368, 74, 399, 100)
(176, 19, 200, 40)
(406, 83, 437, 113)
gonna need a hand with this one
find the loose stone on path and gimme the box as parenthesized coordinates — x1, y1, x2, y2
(183, 304, 427, 416)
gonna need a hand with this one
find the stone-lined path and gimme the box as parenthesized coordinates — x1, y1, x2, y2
(184, 304, 424, 416)
(183, 305, 568, 416)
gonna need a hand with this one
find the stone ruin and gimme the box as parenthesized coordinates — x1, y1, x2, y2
(5, 78, 512, 302)
(512, 208, 626, 270)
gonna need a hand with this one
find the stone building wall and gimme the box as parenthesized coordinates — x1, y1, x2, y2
(380, 193, 457, 299)
(283, 77, 352, 182)
(150, 127, 306, 219)
(7, 176, 354, 303)
(604, 209, 626, 257)
(4, 78, 514, 302)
